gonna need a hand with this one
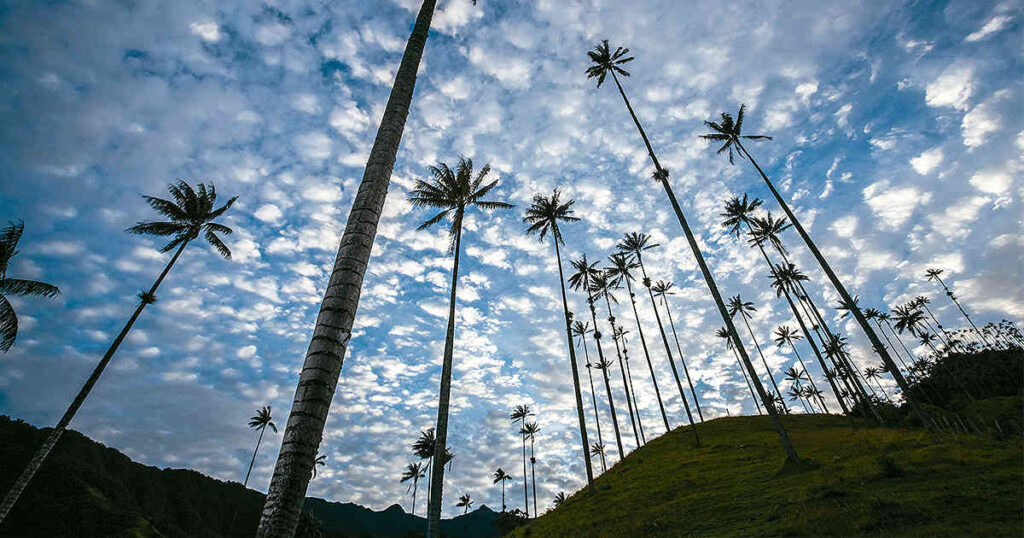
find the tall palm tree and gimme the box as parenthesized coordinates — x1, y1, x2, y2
(783, 368, 811, 413)
(618, 233, 700, 444)
(522, 422, 540, 518)
(509, 405, 533, 517)
(650, 280, 704, 422)
(244, 406, 279, 487)
(701, 105, 921, 423)
(727, 295, 788, 413)
(492, 468, 512, 512)
(400, 462, 427, 516)
(925, 269, 991, 348)
(716, 327, 762, 414)
(523, 190, 594, 490)
(456, 493, 473, 514)
(311, 452, 327, 480)
(569, 257, 625, 459)
(410, 157, 512, 533)
(863, 367, 893, 404)
(586, 41, 798, 462)
(773, 326, 828, 413)
(589, 442, 606, 466)
(571, 320, 606, 470)
(593, 272, 642, 446)
(606, 252, 670, 432)
(413, 427, 438, 510)
(257, 3, 480, 535)
(914, 296, 954, 349)
(0, 221, 61, 353)
(613, 325, 646, 444)
(552, 491, 566, 508)
(0, 181, 235, 525)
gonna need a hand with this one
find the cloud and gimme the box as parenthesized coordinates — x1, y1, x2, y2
(964, 15, 1012, 42)
(961, 90, 1009, 148)
(910, 147, 943, 175)
(862, 180, 931, 230)
(925, 64, 974, 110)
(295, 132, 333, 160)
(254, 204, 283, 223)
(189, 21, 221, 43)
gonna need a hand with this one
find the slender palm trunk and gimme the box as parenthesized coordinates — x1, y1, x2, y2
(426, 217, 463, 536)
(782, 292, 844, 414)
(740, 315, 788, 413)
(412, 480, 418, 516)
(602, 295, 642, 446)
(623, 276, 671, 432)
(608, 70, 797, 462)
(788, 344, 828, 413)
(257, 3, 437, 535)
(934, 276, 991, 348)
(885, 319, 917, 359)
(661, 295, 704, 421)
(586, 299, 624, 459)
(0, 239, 190, 524)
(244, 427, 268, 487)
(873, 320, 913, 375)
(520, 429, 529, 517)
(579, 339, 607, 472)
(730, 345, 763, 415)
(621, 343, 647, 444)
(871, 378, 893, 404)
(529, 439, 537, 518)
(554, 239, 595, 490)
(500, 481, 505, 512)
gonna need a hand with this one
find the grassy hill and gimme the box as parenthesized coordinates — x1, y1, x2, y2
(515, 413, 1023, 537)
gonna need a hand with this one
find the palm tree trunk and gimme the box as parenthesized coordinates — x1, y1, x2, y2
(621, 345, 647, 444)
(788, 344, 829, 414)
(553, 239, 595, 490)
(0, 239, 190, 525)
(586, 300, 625, 460)
(731, 345, 763, 415)
(602, 296, 642, 446)
(623, 276, 671, 432)
(529, 440, 537, 519)
(520, 430, 529, 517)
(660, 295, 704, 421)
(608, 70, 798, 462)
(740, 316, 788, 413)
(244, 427, 267, 487)
(782, 292, 844, 414)
(426, 217, 463, 536)
(257, 2, 437, 535)
(501, 482, 505, 512)
(873, 320, 913, 375)
(934, 276, 991, 348)
(579, 339, 607, 472)
(735, 141, 925, 423)
(412, 480, 418, 516)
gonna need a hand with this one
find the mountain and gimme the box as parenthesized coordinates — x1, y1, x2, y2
(0, 416, 498, 537)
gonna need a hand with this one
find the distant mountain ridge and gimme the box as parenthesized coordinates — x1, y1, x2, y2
(0, 415, 498, 537)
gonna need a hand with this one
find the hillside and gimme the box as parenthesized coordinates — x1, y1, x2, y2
(515, 413, 1024, 537)
(0, 416, 498, 537)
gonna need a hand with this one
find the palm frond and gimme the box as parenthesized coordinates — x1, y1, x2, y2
(0, 295, 17, 352)
(0, 278, 61, 298)
(205, 230, 232, 259)
(127, 221, 188, 236)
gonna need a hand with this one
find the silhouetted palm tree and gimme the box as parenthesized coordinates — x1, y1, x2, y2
(411, 158, 512, 529)
(589, 442, 606, 466)
(651, 280, 704, 421)
(593, 272, 642, 446)
(716, 327, 762, 415)
(0, 221, 61, 353)
(0, 181, 236, 524)
(552, 491, 566, 508)
(401, 462, 427, 516)
(588, 42, 797, 462)
(522, 421, 540, 517)
(509, 405, 533, 516)
(782, 369, 811, 413)
(773, 326, 828, 413)
(311, 452, 326, 479)
(702, 104, 920, 423)
(571, 320, 606, 470)
(245, 406, 278, 487)
(728, 295, 788, 413)
(613, 325, 646, 444)
(413, 427, 438, 507)
(456, 493, 473, 514)
(925, 269, 991, 348)
(863, 367, 893, 404)
(493, 468, 512, 512)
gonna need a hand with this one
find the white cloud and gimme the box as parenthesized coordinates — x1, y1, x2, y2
(830, 215, 858, 237)
(329, 101, 370, 136)
(969, 168, 1012, 195)
(961, 90, 1008, 148)
(255, 23, 290, 46)
(965, 15, 1012, 42)
(189, 21, 221, 42)
(467, 46, 531, 89)
(295, 132, 332, 160)
(862, 180, 931, 230)
(237, 345, 257, 359)
(925, 64, 974, 110)
(910, 147, 943, 175)
(254, 204, 283, 223)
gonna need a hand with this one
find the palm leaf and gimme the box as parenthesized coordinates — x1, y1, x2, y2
(0, 278, 61, 298)
(0, 295, 16, 352)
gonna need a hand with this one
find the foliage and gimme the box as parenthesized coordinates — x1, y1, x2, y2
(495, 508, 528, 535)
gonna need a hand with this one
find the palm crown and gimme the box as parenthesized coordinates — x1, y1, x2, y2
(616, 232, 659, 258)
(650, 280, 674, 297)
(749, 213, 791, 252)
(400, 462, 426, 491)
(522, 422, 540, 440)
(727, 294, 756, 320)
(700, 103, 773, 164)
(249, 406, 277, 433)
(127, 180, 237, 258)
(585, 39, 633, 88)
(720, 194, 764, 237)
(605, 251, 639, 286)
(510, 404, 533, 423)
(492, 468, 511, 484)
(0, 221, 61, 352)
(456, 494, 473, 511)
(523, 189, 579, 244)
(413, 428, 436, 460)
(568, 255, 602, 297)
(773, 325, 801, 347)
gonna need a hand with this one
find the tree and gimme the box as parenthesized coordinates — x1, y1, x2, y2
(613, 325, 647, 444)
(311, 452, 326, 479)
(552, 491, 566, 508)
(523, 190, 594, 490)
(569, 257, 625, 459)
(773, 326, 829, 413)
(586, 41, 798, 462)
(256, 3, 480, 535)
(410, 157, 512, 533)
(701, 104, 922, 423)
(522, 422, 540, 518)
(651, 280, 704, 421)
(509, 405, 533, 517)
(589, 442, 606, 466)
(0, 181, 236, 525)
(456, 493, 473, 514)
(592, 269, 643, 446)
(716, 327, 762, 415)
(0, 221, 61, 353)
(571, 320, 606, 472)
(400, 462, 427, 516)
(925, 269, 991, 348)
(244, 406, 279, 487)
(727, 295, 788, 413)
(863, 367, 893, 404)
(413, 427, 438, 511)
(492, 468, 512, 512)
(617, 233, 700, 445)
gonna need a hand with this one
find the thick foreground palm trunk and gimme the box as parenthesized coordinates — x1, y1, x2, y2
(256, 3, 436, 536)
(0, 240, 189, 525)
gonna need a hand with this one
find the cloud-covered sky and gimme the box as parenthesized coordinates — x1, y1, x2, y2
(1, 0, 1021, 519)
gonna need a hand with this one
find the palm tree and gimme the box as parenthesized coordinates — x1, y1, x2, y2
(702, 105, 921, 423)
(400, 462, 427, 516)
(606, 251, 670, 432)
(651, 280, 704, 421)
(589, 442, 606, 466)
(509, 405, 533, 517)
(552, 491, 566, 508)
(592, 271, 642, 446)
(523, 190, 594, 490)
(587, 41, 798, 463)
(492, 468, 512, 512)
(618, 233, 700, 445)
(522, 422, 540, 518)
(613, 325, 646, 443)
(244, 406, 279, 487)
(0, 221, 61, 353)
(773, 326, 828, 413)
(410, 158, 512, 531)
(0, 181, 236, 525)
(571, 320, 606, 470)
(925, 269, 991, 348)
(716, 327, 762, 415)
(727, 295, 788, 413)
(311, 452, 326, 479)
(413, 427, 437, 510)
(456, 493, 474, 514)
(257, 3, 480, 535)
(863, 367, 893, 404)
(569, 257, 625, 459)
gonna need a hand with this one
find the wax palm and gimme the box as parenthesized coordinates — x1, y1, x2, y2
(311, 452, 326, 479)
(401, 462, 427, 516)
(552, 492, 567, 508)
(727, 295, 788, 413)
(720, 194, 763, 237)
(925, 268, 990, 348)
(612, 324, 646, 444)
(773, 326, 829, 413)
(492, 468, 512, 512)
(594, 271, 643, 447)
(748, 213, 792, 255)
(510, 405, 534, 516)
(651, 280, 704, 421)
(522, 422, 540, 517)
(892, 305, 926, 337)
(411, 158, 512, 529)
(456, 494, 474, 514)
(783, 367, 812, 413)
(571, 320, 606, 471)
(1, 181, 236, 524)
(589, 442, 606, 464)
(863, 367, 892, 403)
(243, 406, 279, 487)
(716, 326, 762, 414)
(589, 43, 797, 462)
(702, 104, 920, 422)
(0, 221, 61, 353)
(523, 190, 594, 490)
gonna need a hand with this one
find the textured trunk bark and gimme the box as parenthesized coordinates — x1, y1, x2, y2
(661, 295, 704, 421)
(602, 295, 641, 447)
(586, 299, 624, 458)
(624, 276, 670, 431)
(244, 427, 267, 487)
(0, 239, 189, 525)
(256, 2, 437, 535)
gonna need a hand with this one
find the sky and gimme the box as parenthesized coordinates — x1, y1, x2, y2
(0, 0, 1022, 520)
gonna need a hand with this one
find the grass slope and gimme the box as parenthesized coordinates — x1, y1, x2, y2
(516, 414, 1023, 537)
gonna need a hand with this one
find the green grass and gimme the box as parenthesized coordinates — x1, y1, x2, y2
(515, 414, 1023, 537)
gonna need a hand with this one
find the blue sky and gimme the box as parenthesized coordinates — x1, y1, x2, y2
(0, 0, 1021, 519)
